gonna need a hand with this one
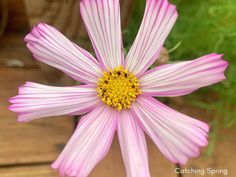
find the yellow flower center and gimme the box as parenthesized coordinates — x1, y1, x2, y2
(97, 66, 141, 111)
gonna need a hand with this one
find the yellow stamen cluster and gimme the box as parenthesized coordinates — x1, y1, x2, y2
(97, 66, 141, 111)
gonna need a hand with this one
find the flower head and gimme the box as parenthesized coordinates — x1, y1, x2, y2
(9, 0, 228, 177)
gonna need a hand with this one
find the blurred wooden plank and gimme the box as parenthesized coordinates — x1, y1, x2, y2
(90, 135, 126, 177)
(0, 136, 176, 177)
(87, 135, 176, 177)
(0, 68, 74, 165)
(24, 0, 79, 38)
(0, 33, 36, 68)
(89, 136, 175, 177)
(147, 137, 176, 177)
(0, 0, 8, 37)
(0, 33, 76, 84)
(23, 0, 134, 38)
(5, 0, 29, 33)
(0, 165, 57, 177)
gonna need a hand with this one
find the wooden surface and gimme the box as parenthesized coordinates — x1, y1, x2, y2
(1, 68, 236, 177)
(1, 0, 29, 33)
(0, 68, 74, 166)
(0, 165, 57, 177)
(0, 33, 36, 67)
(23, 0, 134, 38)
(0, 68, 176, 177)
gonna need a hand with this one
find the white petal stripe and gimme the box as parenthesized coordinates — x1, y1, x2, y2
(80, 0, 124, 70)
(25, 23, 101, 84)
(125, 0, 177, 76)
(52, 105, 117, 177)
(132, 96, 209, 165)
(140, 53, 228, 97)
(118, 110, 150, 177)
(9, 82, 99, 122)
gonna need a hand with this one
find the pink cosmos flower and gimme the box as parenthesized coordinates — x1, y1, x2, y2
(9, 0, 228, 176)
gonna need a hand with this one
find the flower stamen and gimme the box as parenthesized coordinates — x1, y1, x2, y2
(97, 66, 141, 111)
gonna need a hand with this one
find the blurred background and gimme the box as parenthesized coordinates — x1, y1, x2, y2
(0, 0, 235, 176)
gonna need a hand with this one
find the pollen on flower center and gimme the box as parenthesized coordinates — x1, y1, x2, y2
(97, 66, 141, 111)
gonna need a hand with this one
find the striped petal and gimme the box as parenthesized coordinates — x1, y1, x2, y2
(9, 82, 99, 122)
(125, 0, 177, 76)
(80, 0, 124, 70)
(52, 105, 117, 177)
(118, 110, 150, 177)
(25, 23, 101, 84)
(132, 96, 209, 165)
(140, 53, 228, 97)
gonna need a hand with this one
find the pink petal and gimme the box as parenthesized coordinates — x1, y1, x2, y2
(9, 82, 99, 122)
(132, 96, 209, 165)
(52, 105, 117, 177)
(25, 23, 101, 84)
(140, 53, 228, 97)
(80, 0, 124, 70)
(125, 0, 177, 76)
(118, 110, 150, 177)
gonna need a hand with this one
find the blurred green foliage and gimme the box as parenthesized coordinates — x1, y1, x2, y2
(124, 0, 236, 130)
